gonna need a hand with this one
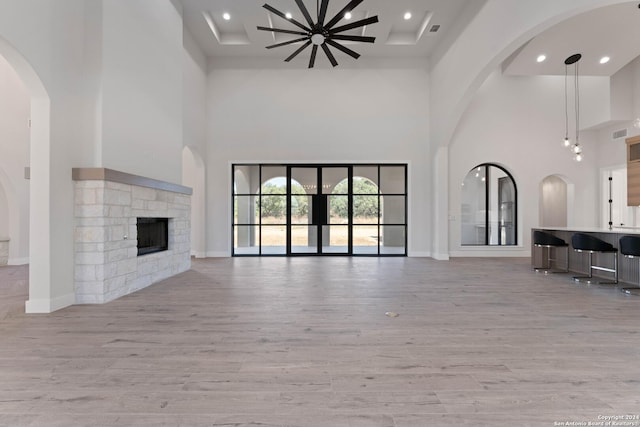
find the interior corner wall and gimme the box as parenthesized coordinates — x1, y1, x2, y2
(100, 0, 183, 185)
(448, 70, 601, 256)
(182, 29, 207, 257)
(206, 67, 431, 256)
(634, 57, 640, 119)
(183, 29, 207, 158)
(0, 53, 29, 263)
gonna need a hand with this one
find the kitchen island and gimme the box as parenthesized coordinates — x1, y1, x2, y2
(531, 227, 640, 285)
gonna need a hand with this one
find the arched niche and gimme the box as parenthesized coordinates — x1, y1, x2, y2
(539, 175, 574, 228)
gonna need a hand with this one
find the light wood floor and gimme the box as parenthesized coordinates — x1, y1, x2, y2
(1, 257, 639, 427)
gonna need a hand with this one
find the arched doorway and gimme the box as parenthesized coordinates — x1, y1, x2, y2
(0, 52, 30, 267)
(0, 37, 52, 312)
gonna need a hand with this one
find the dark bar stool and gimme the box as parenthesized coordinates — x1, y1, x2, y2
(532, 230, 569, 273)
(571, 233, 618, 284)
(619, 235, 640, 296)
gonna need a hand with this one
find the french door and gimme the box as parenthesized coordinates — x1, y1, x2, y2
(232, 164, 407, 256)
(290, 166, 350, 254)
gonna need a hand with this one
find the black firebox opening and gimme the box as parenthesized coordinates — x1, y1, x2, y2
(137, 218, 168, 256)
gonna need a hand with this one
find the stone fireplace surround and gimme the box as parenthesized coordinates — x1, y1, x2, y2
(73, 168, 191, 304)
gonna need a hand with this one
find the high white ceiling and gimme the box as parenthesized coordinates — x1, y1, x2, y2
(181, 1, 640, 75)
(181, 0, 477, 67)
(505, 2, 640, 77)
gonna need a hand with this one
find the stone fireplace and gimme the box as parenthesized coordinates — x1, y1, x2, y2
(73, 168, 191, 304)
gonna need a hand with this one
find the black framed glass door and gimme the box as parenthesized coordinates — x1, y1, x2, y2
(232, 163, 407, 256)
(289, 166, 349, 255)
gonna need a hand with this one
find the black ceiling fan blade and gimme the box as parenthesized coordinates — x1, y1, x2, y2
(325, 0, 364, 29)
(330, 34, 376, 43)
(294, 0, 315, 29)
(309, 44, 318, 68)
(325, 39, 360, 59)
(285, 40, 312, 62)
(257, 26, 308, 36)
(262, 3, 310, 32)
(318, 0, 330, 27)
(321, 43, 338, 67)
(266, 37, 310, 49)
(330, 16, 379, 34)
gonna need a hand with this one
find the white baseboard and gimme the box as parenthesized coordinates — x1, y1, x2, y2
(25, 292, 75, 314)
(205, 251, 230, 258)
(8, 257, 29, 265)
(191, 251, 207, 258)
(408, 251, 432, 258)
(431, 253, 450, 261)
(449, 250, 531, 258)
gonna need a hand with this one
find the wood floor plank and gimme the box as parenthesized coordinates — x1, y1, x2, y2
(1, 257, 640, 426)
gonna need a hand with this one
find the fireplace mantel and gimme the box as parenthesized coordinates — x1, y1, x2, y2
(72, 168, 192, 195)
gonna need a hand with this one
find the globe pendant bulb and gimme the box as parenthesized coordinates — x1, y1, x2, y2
(563, 137, 571, 148)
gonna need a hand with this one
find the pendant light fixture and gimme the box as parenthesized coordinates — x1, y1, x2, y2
(563, 53, 583, 162)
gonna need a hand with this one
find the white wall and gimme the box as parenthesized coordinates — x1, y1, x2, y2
(449, 70, 601, 256)
(183, 29, 207, 158)
(0, 54, 29, 263)
(206, 67, 431, 256)
(182, 29, 207, 257)
(0, 0, 187, 312)
(100, 0, 183, 185)
(0, 0, 90, 312)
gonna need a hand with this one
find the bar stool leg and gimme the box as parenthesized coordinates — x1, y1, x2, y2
(598, 252, 618, 285)
(621, 257, 640, 295)
(573, 251, 594, 283)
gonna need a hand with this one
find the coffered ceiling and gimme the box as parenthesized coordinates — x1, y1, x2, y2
(180, 1, 640, 75)
(181, 0, 479, 67)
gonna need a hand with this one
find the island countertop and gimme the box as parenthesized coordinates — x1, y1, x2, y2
(534, 226, 640, 235)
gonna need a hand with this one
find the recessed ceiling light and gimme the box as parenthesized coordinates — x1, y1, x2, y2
(404, 12, 412, 20)
(344, 12, 352, 20)
(222, 12, 231, 21)
(285, 12, 292, 19)
(536, 54, 546, 63)
(600, 56, 610, 64)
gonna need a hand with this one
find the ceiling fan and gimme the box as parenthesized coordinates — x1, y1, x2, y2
(257, 0, 379, 68)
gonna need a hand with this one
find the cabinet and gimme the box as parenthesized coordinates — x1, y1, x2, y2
(627, 136, 640, 205)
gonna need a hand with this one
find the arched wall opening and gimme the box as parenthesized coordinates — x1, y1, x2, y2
(0, 36, 52, 312)
(0, 51, 30, 267)
(182, 146, 206, 258)
(0, 168, 19, 266)
(439, 0, 634, 258)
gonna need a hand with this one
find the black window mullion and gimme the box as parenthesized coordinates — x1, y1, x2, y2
(286, 166, 292, 255)
(484, 164, 490, 245)
(259, 165, 263, 255)
(378, 165, 381, 255)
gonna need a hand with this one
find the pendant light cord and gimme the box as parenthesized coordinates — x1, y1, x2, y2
(564, 65, 569, 140)
(575, 61, 580, 144)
